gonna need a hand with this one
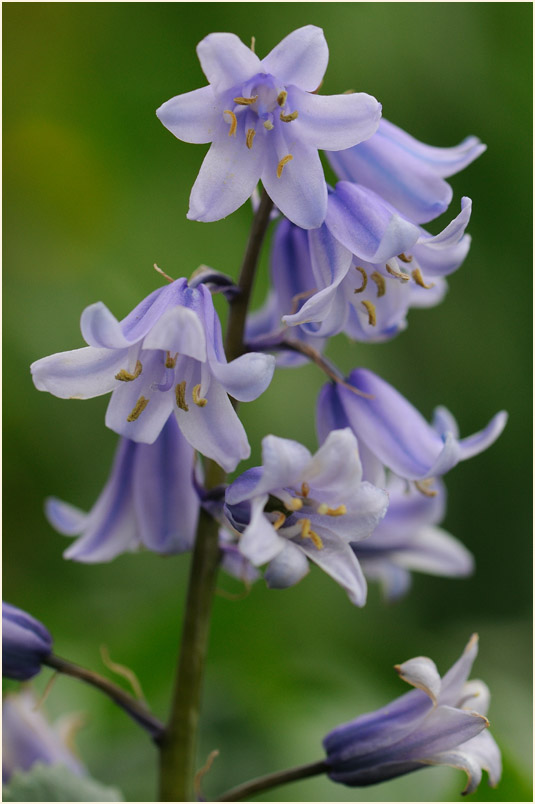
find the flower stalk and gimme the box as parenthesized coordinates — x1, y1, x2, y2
(217, 758, 328, 801)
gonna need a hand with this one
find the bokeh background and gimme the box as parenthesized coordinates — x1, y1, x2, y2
(3, 3, 532, 802)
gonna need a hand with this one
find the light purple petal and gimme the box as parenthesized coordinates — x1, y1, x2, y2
(226, 467, 264, 506)
(388, 526, 474, 578)
(81, 302, 132, 349)
(325, 183, 421, 264)
(289, 87, 381, 151)
(358, 559, 413, 601)
(396, 656, 442, 704)
(209, 352, 275, 402)
(264, 541, 310, 588)
(260, 25, 328, 92)
(421, 748, 482, 794)
(31, 346, 128, 400)
(457, 729, 502, 788)
(457, 411, 508, 461)
(196, 33, 260, 91)
(220, 540, 261, 584)
(398, 705, 488, 761)
(417, 197, 472, 250)
(261, 128, 327, 229)
(440, 634, 479, 705)
(316, 382, 351, 444)
(296, 532, 367, 606)
(142, 305, 207, 361)
(239, 496, 286, 565)
(45, 498, 89, 536)
(459, 680, 490, 716)
(302, 428, 362, 502)
(156, 85, 219, 144)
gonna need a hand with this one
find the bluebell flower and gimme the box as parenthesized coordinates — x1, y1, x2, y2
(249, 187, 471, 348)
(3, 603, 53, 681)
(45, 415, 200, 563)
(327, 117, 485, 224)
(31, 278, 275, 472)
(317, 369, 507, 483)
(225, 429, 388, 606)
(323, 635, 501, 794)
(3, 690, 85, 782)
(353, 477, 474, 600)
(156, 26, 381, 229)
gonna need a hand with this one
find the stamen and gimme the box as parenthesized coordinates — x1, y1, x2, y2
(280, 110, 298, 122)
(398, 253, 413, 263)
(286, 497, 303, 511)
(165, 351, 178, 369)
(192, 384, 208, 407)
(175, 381, 189, 412)
(301, 482, 310, 498)
(415, 479, 438, 498)
(343, 89, 355, 94)
(223, 110, 237, 136)
(263, 120, 274, 131)
(276, 154, 293, 178)
(246, 128, 256, 149)
(115, 360, 142, 382)
(370, 271, 386, 297)
(300, 518, 324, 549)
(353, 266, 368, 293)
(127, 396, 149, 422)
(250, 36, 256, 53)
(153, 263, 175, 283)
(325, 505, 347, 517)
(233, 95, 258, 106)
(277, 90, 287, 107)
(290, 287, 318, 315)
(273, 512, 286, 531)
(361, 299, 377, 326)
(412, 268, 435, 289)
(386, 262, 410, 281)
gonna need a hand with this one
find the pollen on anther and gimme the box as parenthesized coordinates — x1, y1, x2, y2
(286, 497, 303, 512)
(353, 266, 368, 293)
(175, 381, 189, 412)
(280, 110, 298, 122)
(300, 518, 323, 549)
(326, 504, 347, 517)
(273, 512, 286, 531)
(233, 95, 258, 106)
(264, 120, 274, 131)
(127, 396, 149, 422)
(165, 352, 178, 369)
(192, 384, 208, 407)
(223, 110, 237, 136)
(277, 90, 287, 107)
(246, 128, 255, 149)
(415, 479, 438, 498)
(361, 299, 377, 326)
(301, 482, 310, 498)
(115, 360, 143, 382)
(276, 154, 293, 178)
(398, 253, 413, 263)
(370, 271, 386, 297)
(412, 268, 435, 289)
(386, 262, 410, 281)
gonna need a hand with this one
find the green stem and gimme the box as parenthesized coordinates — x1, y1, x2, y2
(217, 759, 329, 801)
(158, 189, 274, 801)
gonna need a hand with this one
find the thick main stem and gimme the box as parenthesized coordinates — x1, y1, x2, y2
(217, 759, 329, 801)
(159, 190, 274, 801)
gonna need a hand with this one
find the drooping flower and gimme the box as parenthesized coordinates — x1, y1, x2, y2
(3, 603, 53, 681)
(225, 429, 388, 606)
(248, 186, 471, 350)
(323, 635, 501, 794)
(31, 278, 275, 473)
(46, 415, 200, 563)
(317, 369, 507, 483)
(327, 117, 486, 224)
(3, 689, 85, 782)
(156, 26, 381, 229)
(353, 477, 474, 600)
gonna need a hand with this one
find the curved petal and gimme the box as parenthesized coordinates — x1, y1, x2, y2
(196, 33, 260, 91)
(81, 302, 132, 349)
(457, 729, 502, 787)
(261, 25, 328, 92)
(395, 656, 442, 704)
(119, 280, 187, 343)
(421, 749, 482, 794)
(302, 428, 362, 501)
(325, 183, 420, 264)
(290, 87, 381, 150)
(264, 541, 310, 588)
(297, 532, 368, 606)
(188, 126, 266, 222)
(458, 411, 508, 460)
(226, 467, 263, 506)
(240, 435, 311, 499)
(440, 634, 479, 705)
(156, 85, 219, 144)
(239, 495, 286, 565)
(209, 352, 275, 402)
(45, 498, 88, 536)
(261, 128, 327, 229)
(398, 705, 488, 761)
(388, 526, 474, 578)
(31, 346, 128, 400)
(417, 197, 472, 250)
(316, 382, 351, 444)
(412, 198, 472, 278)
(142, 305, 207, 361)
(459, 680, 491, 716)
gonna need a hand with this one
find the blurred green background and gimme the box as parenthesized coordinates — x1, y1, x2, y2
(3, 3, 532, 802)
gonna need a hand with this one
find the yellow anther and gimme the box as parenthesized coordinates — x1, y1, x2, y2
(246, 128, 256, 149)
(276, 154, 293, 178)
(263, 120, 274, 131)
(192, 384, 208, 407)
(115, 360, 142, 382)
(317, 503, 328, 515)
(277, 90, 287, 107)
(361, 299, 377, 326)
(325, 504, 347, 517)
(300, 518, 324, 549)
(165, 351, 178, 369)
(175, 381, 189, 412)
(280, 110, 298, 122)
(370, 271, 386, 297)
(415, 479, 438, 498)
(273, 512, 286, 531)
(301, 482, 310, 498)
(411, 267, 435, 289)
(386, 262, 410, 281)
(233, 95, 258, 106)
(223, 110, 237, 136)
(127, 396, 149, 422)
(398, 252, 413, 263)
(353, 266, 368, 293)
(286, 497, 303, 511)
